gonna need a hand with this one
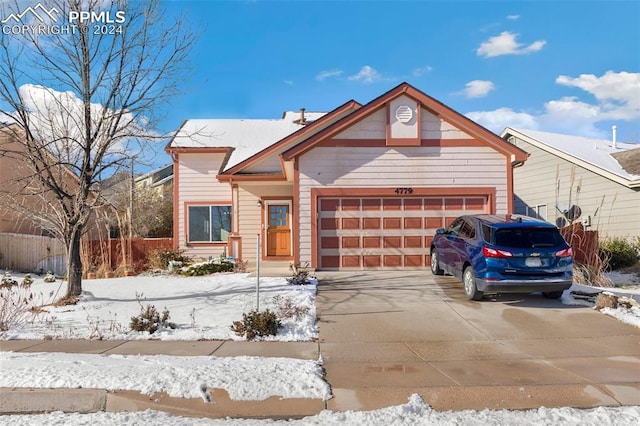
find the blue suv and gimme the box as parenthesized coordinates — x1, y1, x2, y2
(430, 214, 573, 301)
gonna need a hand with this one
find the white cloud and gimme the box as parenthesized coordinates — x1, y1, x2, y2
(477, 31, 546, 58)
(507, 15, 520, 21)
(466, 107, 538, 134)
(461, 80, 495, 98)
(412, 65, 433, 77)
(465, 71, 640, 138)
(315, 69, 343, 81)
(348, 66, 381, 84)
(556, 71, 640, 121)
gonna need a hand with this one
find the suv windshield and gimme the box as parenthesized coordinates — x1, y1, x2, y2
(494, 227, 564, 249)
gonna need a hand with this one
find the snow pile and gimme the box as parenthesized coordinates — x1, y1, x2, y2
(0, 352, 330, 400)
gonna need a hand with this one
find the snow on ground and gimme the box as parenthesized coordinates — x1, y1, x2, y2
(0, 272, 317, 341)
(0, 352, 330, 400)
(3, 394, 640, 426)
(2, 269, 640, 423)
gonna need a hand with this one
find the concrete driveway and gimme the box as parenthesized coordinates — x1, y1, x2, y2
(315, 271, 640, 412)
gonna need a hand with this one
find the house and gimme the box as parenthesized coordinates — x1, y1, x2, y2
(502, 127, 640, 239)
(0, 123, 110, 274)
(135, 163, 173, 197)
(166, 83, 529, 272)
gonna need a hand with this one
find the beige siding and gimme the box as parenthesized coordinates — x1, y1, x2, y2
(243, 156, 282, 174)
(177, 153, 231, 260)
(297, 146, 508, 263)
(236, 183, 293, 270)
(334, 109, 386, 139)
(389, 96, 419, 139)
(421, 108, 474, 140)
(511, 137, 640, 239)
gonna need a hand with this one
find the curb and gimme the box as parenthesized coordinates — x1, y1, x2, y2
(0, 387, 325, 419)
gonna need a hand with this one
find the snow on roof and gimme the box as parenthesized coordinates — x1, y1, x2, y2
(170, 111, 326, 171)
(508, 128, 640, 182)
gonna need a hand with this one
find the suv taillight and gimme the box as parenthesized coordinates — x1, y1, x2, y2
(555, 247, 573, 257)
(483, 246, 513, 258)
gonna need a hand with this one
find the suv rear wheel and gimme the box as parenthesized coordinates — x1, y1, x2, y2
(463, 266, 483, 301)
(542, 291, 563, 299)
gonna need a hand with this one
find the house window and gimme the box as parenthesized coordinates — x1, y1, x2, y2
(188, 205, 232, 242)
(526, 204, 547, 221)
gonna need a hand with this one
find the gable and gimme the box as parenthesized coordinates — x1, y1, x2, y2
(282, 83, 527, 163)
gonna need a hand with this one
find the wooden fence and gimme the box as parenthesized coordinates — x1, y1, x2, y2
(1, 233, 173, 276)
(560, 223, 599, 266)
(0, 233, 67, 275)
(87, 237, 173, 272)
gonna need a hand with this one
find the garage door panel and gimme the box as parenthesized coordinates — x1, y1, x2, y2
(318, 194, 488, 270)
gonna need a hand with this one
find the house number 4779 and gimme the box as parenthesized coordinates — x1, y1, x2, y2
(394, 187, 413, 194)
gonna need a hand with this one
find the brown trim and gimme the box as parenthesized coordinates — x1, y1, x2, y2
(507, 157, 514, 214)
(282, 82, 529, 162)
(385, 103, 391, 144)
(183, 200, 233, 245)
(260, 197, 294, 261)
(219, 100, 361, 176)
(172, 153, 180, 249)
(217, 173, 287, 182)
(310, 186, 496, 269)
(293, 159, 300, 265)
(385, 138, 421, 146)
(165, 147, 232, 154)
(319, 138, 488, 148)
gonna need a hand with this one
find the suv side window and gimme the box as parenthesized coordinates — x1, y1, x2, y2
(480, 224, 492, 243)
(447, 218, 464, 236)
(459, 219, 476, 240)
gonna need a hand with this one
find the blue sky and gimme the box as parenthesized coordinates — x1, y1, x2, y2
(159, 0, 640, 147)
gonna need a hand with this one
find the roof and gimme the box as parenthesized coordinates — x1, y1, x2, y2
(167, 111, 326, 171)
(282, 83, 529, 163)
(612, 147, 640, 176)
(502, 127, 640, 188)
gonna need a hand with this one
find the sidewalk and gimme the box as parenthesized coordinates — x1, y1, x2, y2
(0, 339, 324, 419)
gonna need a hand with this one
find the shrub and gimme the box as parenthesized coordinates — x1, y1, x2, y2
(130, 304, 176, 334)
(146, 248, 192, 270)
(44, 272, 56, 283)
(21, 274, 34, 287)
(182, 259, 234, 276)
(272, 295, 310, 320)
(599, 237, 639, 271)
(230, 309, 281, 340)
(1, 271, 18, 288)
(0, 285, 36, 335)
(286, 263, 312, 286)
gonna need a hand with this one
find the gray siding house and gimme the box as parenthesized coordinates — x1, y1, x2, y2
(502, 128, 640, 239)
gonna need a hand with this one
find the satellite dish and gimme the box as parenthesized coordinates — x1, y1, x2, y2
(564, 205, 582, 222)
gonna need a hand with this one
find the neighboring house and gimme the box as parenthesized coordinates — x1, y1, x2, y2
(166, 83, 528, 271)
(135, 163, 173, 197)
(502, 127, 640, 239)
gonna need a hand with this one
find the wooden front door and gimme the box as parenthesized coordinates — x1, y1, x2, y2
(267, 204, 291, 256)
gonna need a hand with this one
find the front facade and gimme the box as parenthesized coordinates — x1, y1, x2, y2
(502, 128, 640, 239)
(167, 83, 528, 271)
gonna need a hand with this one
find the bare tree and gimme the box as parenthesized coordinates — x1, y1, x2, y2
(0, 0, 195, 297)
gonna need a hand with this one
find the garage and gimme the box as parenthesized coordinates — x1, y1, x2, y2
(317, 193, 490, 270)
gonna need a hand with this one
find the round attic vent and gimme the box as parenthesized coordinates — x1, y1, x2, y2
(395, 105, 413, 123)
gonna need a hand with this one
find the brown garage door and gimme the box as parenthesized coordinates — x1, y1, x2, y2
(318, 196, 488, 270)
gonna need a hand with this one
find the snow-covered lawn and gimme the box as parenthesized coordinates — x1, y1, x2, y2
(1, 272, 317, 341)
